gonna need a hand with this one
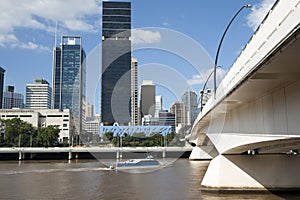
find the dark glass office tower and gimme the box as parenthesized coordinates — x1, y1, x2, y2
(101, 2, 131, 125)
(0, 67, 5, 109)
(53, 36, 86, 138)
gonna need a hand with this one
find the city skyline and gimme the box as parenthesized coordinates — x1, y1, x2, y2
(0, 0, 276, 111)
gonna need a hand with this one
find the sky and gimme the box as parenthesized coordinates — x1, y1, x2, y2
(0, 0, 276, 113)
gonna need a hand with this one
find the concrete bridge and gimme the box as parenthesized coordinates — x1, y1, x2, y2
(0, 146, 192, 160)
(188, 0, 300, 192)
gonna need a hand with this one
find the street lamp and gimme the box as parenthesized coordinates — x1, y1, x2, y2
(213, 4, 252, 98)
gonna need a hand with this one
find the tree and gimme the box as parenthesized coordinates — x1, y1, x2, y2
(104, 132, 114, 142)
(4, 118, 36, 147)
(37, 125, 60, 147)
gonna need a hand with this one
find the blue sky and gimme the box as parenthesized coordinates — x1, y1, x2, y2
(0, 0, 276, 112)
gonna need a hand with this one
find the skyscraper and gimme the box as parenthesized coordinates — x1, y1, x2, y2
(101, 1, 131, 126)
(85, 103, 94, 121)
(131, 58, 139, 126)
(0, 67, 5, 109)
(155, 95, 163, 118)
(2, 86, 24, 109)
(159, 110, 176, 133)
(52, 36, 86, 136)
(182, 91, 199, 125)
(26, 79, 51, 109)
(170, 101, 186, 127)
(140, 80, 155, 117)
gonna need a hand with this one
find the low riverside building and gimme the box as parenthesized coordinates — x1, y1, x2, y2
(0, 109, 74, 143)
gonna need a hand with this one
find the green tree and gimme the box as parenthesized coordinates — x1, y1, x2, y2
(37, 125, 60, 147)
(4, 118, 36, 147)
(104, 132, 114, 142)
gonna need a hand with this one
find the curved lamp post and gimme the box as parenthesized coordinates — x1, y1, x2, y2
(213, 4, 252, 98)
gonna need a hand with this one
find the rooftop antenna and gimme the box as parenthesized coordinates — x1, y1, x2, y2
(54, 21, 58, 48)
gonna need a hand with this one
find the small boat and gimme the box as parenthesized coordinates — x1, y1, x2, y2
(109, 155, 160, 170)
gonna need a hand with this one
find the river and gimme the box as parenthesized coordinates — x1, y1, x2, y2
(0, 159, 298, 199)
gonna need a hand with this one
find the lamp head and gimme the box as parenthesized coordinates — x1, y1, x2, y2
(245, 4, 252, 8)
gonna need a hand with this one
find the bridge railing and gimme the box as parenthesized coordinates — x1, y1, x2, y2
(200, 0, 300, 121)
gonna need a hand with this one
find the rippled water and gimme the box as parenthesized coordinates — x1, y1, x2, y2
(0, 159, 298, 199)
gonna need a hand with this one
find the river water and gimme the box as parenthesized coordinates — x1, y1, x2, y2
(0, 159, 298, 200)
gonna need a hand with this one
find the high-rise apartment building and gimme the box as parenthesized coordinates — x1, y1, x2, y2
(155, 95, 162, 118)
(182, 91, 199, 125)
(26, 79, 51, 109)
(0, 67, 5, 109)
(52, 36, 86, 137)
(85, 103, 94, 121)
(140, 80, 155, 117)
(2, 86, 24, 109)
(170, 101, 186, 127)
(101, 1, 131, 126)
(131, 58, 139, 126)
(159, 110, 175, 133)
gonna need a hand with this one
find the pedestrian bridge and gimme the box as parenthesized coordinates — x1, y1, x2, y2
(188, 0, 300, 192)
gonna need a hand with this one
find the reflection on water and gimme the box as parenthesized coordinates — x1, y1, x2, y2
(0, 159, 298, 199)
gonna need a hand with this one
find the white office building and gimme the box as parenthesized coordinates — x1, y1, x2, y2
(26, 79, 51, 109)
(0, 109, 74, 143)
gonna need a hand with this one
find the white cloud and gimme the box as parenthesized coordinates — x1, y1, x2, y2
(188, 68, 226, 86)
(0, 33, 51, 52)
(246, 0, 276, 31)
(132, 29, 161, 45)
(162, 22, 170, 26)
(0, 0, 102, 50)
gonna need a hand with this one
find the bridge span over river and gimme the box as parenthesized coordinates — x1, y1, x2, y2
(188, 0, 300, 192)
(0, 146, 192, 160)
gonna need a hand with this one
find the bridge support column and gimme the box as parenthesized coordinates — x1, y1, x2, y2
(201, 154, 300, 192)
(162, 149, 166, 158)
(18, 151, 22, 161)
(68, 150, 72, 160)
(116, 149, 120, 159)
(189, 146, 213, 160)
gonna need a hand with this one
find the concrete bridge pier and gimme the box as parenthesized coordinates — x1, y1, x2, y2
(18, 151, 22, 160)
(201, 154, 300, 192)
(116, 149, 120, 159)
(68, 149, 72, 160)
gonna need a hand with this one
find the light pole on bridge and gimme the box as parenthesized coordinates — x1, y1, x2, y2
(213, 4, 252, 98)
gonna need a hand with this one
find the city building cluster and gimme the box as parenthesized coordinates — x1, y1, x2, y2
(0, 1, 209, 145)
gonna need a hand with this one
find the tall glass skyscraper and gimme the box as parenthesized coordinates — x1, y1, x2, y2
(101, 1, 131, 125)
(0, 67, 5, 109)
(182, 91, 199, 125)
(131, 58, 139, 126)
(52, 36, 86, 137)
(2, 86, 24, 109)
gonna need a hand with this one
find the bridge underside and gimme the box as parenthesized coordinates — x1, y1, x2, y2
(190, 1, 300, 192)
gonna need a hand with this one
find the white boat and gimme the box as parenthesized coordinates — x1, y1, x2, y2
(109, 155, 161, 170)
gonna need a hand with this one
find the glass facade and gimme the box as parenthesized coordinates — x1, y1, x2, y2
(182, 91, 199, 125)
(2, 86, 24, 109)
(131, 58, 139, 126)
(52, 36, 86, 135)
(0, 67, 5, 109)
(101, 2, 131, 125)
